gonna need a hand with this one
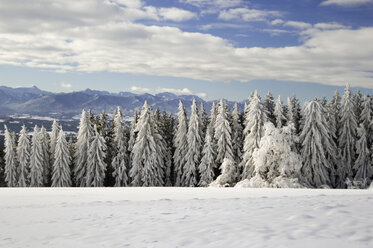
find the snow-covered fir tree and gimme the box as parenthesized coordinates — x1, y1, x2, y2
(181, 99, 202, 187)
(274, 95, 286, 128)
(199, 103, 208, 140)
(214, 100, 234, 172)
(198, 126, 216, 186)
(360, 95, 373, 146)
(300, 100, 335, 188)
(130, 101, 164, 186)
(4, 125, 17, 187)
(29, 126, 44, 187)
(353, 90, 362, 124)
(207, 102, 218, 132)
(242, 122, 302, 188)
(241, 91, 267, 179)
(40, 126, 50, 185)
(327, 91, 341, 147)
(16, 125, 30, 187)
(86, 125, 107, 187)
(128, 111, 139, 154)
(338, 85, 358, 186)
(49, 119, 60, 165)
(173, 101, 188, 186)
(263, 92, 275, 124)
(287, 95, 302, 135)
(111, 107, 129, 187)
(74, 110, 94, 187)
(231, 103, 243, 163)
(51, 129, 71, 187)
(352, 124, 372, 187)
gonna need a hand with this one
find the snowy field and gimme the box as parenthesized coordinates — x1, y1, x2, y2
(0, 188, 373, 248)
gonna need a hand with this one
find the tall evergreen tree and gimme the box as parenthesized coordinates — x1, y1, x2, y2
(287, 95, 302, 135)
(338, 85, 358, 186)
(16, 125, 30, 187)
(241, 91, 267, 179)
(274, 96, 286, 128)
(173, 101, 188, 186)
(4, 125, 17, 187)
(300, 101, 334, 187)
(181, 99, 202, 187)
(111, 107, 129, 187)
(49, 119, 60, 165)
(86, 125, 107, 187)
(353, 124, 372, 185)
(51, 129, 72, 187)
(130, 101, 164, 186)
(263, 92, 275, 124)
(74, 110, 93, 186)
(198, 126, 216, 186)
(360, 95, 373, 146)
(199, 103, 208, 139)
(231, 103, 243, 163)
(353, 90, 363, 124)
(40, 126, 50, 186)
(29, 126, 44, 187)
(214, 99, 234, 170)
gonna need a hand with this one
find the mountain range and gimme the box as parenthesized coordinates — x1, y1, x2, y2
(0, 85, 242, 118)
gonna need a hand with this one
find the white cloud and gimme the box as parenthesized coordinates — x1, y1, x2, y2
(320, 0, 373, 6)
(284, 21, 312, 29)
(0, 1, 372, 89)
(61, 82, 72, 88)
(180, 0, 242, 13)
(271, 19, 284, 25)
(158, 7, 197, 22)
(130, 86, 151, 93)
(218, 8, 281, 22)
(157, 88, 207, 98)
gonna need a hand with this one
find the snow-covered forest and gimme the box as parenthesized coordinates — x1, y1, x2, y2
(1, 85, 373, 189)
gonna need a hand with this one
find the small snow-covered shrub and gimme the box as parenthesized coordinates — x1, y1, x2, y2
(210, 158, 237, 187)
(236, 122, 303, 188)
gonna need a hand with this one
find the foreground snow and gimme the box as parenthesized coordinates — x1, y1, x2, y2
(0, 188, 372, 248)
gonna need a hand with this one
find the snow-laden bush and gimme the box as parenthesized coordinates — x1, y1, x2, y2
(210, 158, 237, 187)
(235, 122, 303, 188)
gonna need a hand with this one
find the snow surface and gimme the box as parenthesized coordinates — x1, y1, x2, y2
(0, 188, 372, 248)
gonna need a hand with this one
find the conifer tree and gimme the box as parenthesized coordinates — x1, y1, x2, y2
(86, 125, 107, 187)
(128, 111, 139, 154)
(353, 124, 372, 186)
(51, 129, 72, 187)
(40, 126, 50, 185)
(4, 125, 17, 187)
(130, 101, 164, 186)
(173, 101, 188, 186)
(231, 103, 243, 163)
(68, 136, 76, 185)
(49, 119, 60, 165)
(199, 103, 208, 139)
(263, 92, 275, 124)
(274, 96, 286, 128)
(29, 126, 44, 187)
(198, 126, 216, 186)
(300, 101, 335, 187)
(353, 90, 362, 124)
(214, 99, 234, 168)
(111, 107, 129, 187)
(241, 91, 267, 179)
(181, 99, 202, 187)
(360, 95, 373, 146)
(287, 95, 302, 135)
(327, 91, 341, 147)
(338, 85, 358, 186)
(74, 110, 93, 186)
(16, 125, 30, 187)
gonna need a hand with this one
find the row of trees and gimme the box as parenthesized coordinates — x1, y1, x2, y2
(1, 85, 372, 188)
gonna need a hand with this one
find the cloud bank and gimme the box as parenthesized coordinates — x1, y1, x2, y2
(0, 0, 372, 89)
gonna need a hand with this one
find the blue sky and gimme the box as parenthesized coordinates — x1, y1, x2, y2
(0, 0, 373, 101)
